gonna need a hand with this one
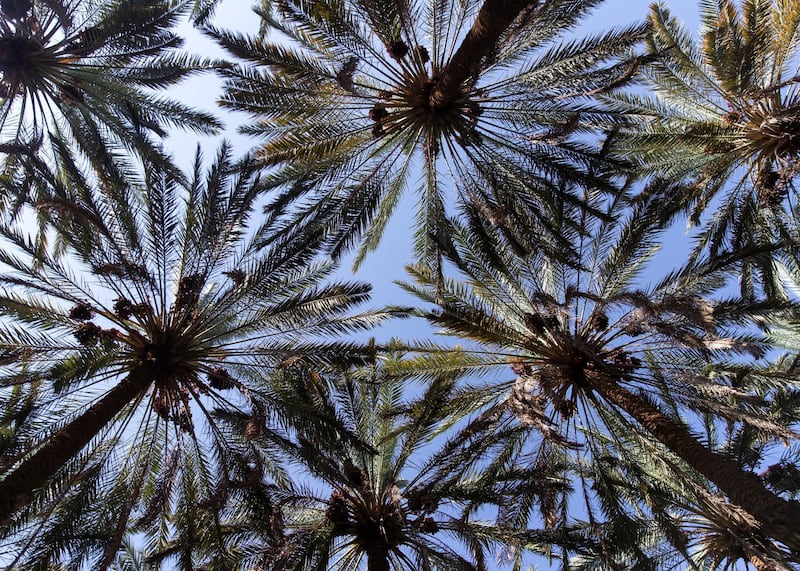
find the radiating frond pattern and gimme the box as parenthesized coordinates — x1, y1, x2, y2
(192, 361, 533, 571)
(612, 1, 800, 295)
(396, 188, 800, 553)
(0, 144, 400, 568)
(0, 0, 221, 178)
(212, 0, 647, 268)
(0, 1, 798, 568)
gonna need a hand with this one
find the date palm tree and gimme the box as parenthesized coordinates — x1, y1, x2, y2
(210, 0, 646, 269)
(558, 431, 794, 571)
(0, 0, 220, 175)
(182, 360, 543, 570)
(576, 368, 800, 571)
(396, 185, 800, 554)
(612, 0, 800, 297)
(0, 143, 399, 568)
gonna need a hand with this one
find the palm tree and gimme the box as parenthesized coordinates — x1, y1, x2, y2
(395, 184, 800, 555)
(189, 359, 537, 570)
(612, 0, 800, 297)
(575, 380, 800, 571)
(549, 434, 793, 571)
(0, 0, 220, 175)
(0, 143, 399, 568)
(398, 372, 670, 571)
(210, 0, 646, 268)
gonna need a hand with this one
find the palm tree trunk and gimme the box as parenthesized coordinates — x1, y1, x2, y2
(428, 0, 538, 110)
(589, 373, 800, 554)
(365, 542, 391, 571)
(0, 367, 153, 523)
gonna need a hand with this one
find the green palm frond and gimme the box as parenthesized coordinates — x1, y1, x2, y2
(0, 0, 222, 183)
(0, 144, 400, 567)
(211, 0, 646, 268)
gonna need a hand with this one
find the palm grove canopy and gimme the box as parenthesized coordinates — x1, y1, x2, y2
(0, 0, 799, 569)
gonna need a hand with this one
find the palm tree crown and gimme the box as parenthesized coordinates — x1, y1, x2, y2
(613, 0, 800, 293)
(0, 0, 220, 169)
(208, 362, 522, 571)
(398, 189, 800, 553)
(212, 0, 646, 267)
(0, 144, 398, 568)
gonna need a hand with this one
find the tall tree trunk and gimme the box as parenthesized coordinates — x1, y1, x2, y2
(428, 0, 538, 111)
(0, 367, 153, 523)
(590, 373, 800, 555)
(365, 540, 391, 571)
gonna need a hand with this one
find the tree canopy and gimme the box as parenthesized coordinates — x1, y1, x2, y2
(1, 0, 799, 570)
